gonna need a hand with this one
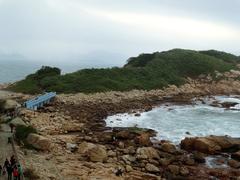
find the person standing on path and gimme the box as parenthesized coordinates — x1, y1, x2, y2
(10, 155, 16, 167)
(17, 164, 23, 180)
(6, 163, 13, 180)
(13, 166, 19, 180)
(0, 165, 2, 176)
(9, 123, 14, 133)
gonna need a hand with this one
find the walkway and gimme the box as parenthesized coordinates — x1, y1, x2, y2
(24, 92, 56, 110)
(0, 124, 13, 180)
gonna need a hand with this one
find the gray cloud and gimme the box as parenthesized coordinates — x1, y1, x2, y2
(0, 0, 239, 68)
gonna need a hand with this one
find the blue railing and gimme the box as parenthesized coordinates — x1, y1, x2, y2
(24, 92, 56, 110)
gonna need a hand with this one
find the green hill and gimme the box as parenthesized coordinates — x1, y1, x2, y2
(8, 49, 239, 94)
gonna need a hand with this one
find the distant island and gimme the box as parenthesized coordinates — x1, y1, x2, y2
(8, 49, 240, 94)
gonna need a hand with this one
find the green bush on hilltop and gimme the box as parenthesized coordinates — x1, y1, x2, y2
(8, 49, 239, 94)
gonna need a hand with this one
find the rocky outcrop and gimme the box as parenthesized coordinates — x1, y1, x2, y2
(26, 133, 52, 151)
(181, 136, 240, 154)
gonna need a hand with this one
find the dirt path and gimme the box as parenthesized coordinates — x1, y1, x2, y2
(0, 124, 13, 180)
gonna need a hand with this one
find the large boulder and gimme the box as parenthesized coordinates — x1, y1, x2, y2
(88, 146, 108, 163)
(136, 147, 160, 160)
(228, 159, 240, 168)
(181, 136, 240, 154)
(78, 142, 108, 162)
(3, 99, 20, 111)
(26, 133, 52, 151)
(78, 142, 96, 154)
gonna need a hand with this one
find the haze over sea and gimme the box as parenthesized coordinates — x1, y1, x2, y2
(0, 60, 81, 84)
(0, 52, 125, 84)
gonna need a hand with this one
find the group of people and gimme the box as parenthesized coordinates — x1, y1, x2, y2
(0, 155, 22, 180)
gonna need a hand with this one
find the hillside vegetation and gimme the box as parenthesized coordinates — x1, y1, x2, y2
(8, 49, 240, 94)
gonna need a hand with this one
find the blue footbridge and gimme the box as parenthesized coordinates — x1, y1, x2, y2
(24, 92, 56, 110)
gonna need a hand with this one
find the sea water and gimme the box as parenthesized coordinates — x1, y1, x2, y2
(0, 60, 41, 83)
(0, 60, 82, 84)
(105, 96, 240, 144)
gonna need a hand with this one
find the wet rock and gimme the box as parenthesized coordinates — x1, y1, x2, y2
(161, 143, 177, 154)
(136, 147, 160, 160)
(116, 130, 131, 139)
(228, 159, 240, 168)
(136, 132, 152, 146)
(221, 102, 238, 109)
(232, 151, 240, 161)
(193, 151, 206, 163)
(145, 163, 160, 173)
(134, 113, 141, 117)
(66, 143, 77, 152)
(181, 136, 240, 154)
(26, 133, 52, 151)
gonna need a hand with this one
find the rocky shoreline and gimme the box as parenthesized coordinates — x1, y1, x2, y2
(1, 70, 240, 179)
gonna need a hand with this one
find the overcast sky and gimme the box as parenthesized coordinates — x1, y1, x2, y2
(0, 0, 239, 67)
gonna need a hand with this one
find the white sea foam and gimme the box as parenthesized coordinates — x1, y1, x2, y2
(105, 96, 240, 144)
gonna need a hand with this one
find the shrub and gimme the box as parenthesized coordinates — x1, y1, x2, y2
(23, 168, 40, 179)
(15, 125, 37, 142)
